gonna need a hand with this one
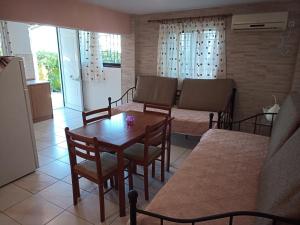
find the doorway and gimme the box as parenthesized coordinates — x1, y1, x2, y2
(29, 25, 64, 109)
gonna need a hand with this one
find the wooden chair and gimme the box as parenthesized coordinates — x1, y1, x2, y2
(143, 103, 173, 172)
(82, 106, 111, 126)
(123, 117, 168, 200)
(65, 127, 133, 222)
(82, 106, 114, 188)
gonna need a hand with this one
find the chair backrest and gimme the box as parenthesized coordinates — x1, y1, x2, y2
(65, 127, 104, 178)
(82, 107, 111, 126)
(143, 117, 168, 161)
(143, 103, 171, 117)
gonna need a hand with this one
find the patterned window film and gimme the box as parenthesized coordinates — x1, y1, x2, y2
(99, 33, 121, 66)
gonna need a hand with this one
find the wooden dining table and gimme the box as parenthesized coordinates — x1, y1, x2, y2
(70, 110, 166, 217)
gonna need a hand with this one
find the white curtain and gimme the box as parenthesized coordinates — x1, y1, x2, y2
(0, 21, 13, 56)
(79, 31, 105, 81)
(157, 17, 226, 80)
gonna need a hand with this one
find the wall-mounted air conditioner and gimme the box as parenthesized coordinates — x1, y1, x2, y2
(231, 12, 288, 31)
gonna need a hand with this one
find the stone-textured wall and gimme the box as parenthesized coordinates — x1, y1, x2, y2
(292, 42, 300, 92)
(129, 0, 300, 119)
(121, 19, 136, 94)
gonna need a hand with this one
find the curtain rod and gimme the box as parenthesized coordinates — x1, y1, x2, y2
(148, 14, 232, 23)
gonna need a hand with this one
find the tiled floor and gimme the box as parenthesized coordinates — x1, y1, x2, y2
(0, 108, 199, 225)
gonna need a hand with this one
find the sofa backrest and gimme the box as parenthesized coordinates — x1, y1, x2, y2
(178, 79, 234, 112)
(266, 92, 300, 161)
(256, 127, 300, 224)
(133, 76, 178, 106)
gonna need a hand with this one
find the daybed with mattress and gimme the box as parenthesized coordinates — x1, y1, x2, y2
(128, 92, 300, 225)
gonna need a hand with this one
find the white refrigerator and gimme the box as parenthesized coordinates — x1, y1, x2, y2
(0, 56, 38, 187)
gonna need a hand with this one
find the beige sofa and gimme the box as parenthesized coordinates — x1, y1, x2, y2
(110, 76, 235, 136)
(133, 92, 300, 225)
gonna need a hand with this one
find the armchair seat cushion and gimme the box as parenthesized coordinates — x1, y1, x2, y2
(74, 153, 129, 180)
(124, 143, 162, 162)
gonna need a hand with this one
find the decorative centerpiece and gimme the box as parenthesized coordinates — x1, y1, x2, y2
(126, 115, 135, 126)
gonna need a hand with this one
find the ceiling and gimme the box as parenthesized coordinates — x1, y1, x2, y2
(81, 0, 277, 15)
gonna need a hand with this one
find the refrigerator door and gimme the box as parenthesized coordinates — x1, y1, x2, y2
(0, 57, 37, 187)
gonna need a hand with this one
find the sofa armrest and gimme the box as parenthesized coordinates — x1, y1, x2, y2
(108, 86, 136, 107)
(210, 112, 277, 136)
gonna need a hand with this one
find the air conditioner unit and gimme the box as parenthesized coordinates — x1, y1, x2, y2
(231, 12, 288, 31)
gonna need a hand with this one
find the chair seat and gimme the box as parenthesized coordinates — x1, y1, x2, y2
(74, 152, 129, 180)
(124, 143, 162, 163)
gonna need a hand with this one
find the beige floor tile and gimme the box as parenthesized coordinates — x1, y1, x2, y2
(4, 195, 63, 225)
(67, 193, 119, 224)
(62, 176, 97, 192)
(58, 155, 85, 165)
(38, 161, 70, 179)
(0, 184, 32, 211)
(172, 150, 192, 169)
(0, 212, 20, 225)
(103, 185, 150, 210)
(37, 135, 65, 146)
(37, 154, 56, 167)
(14, 171, 58, 194)
(39, 145, 69, 160)
(46, 211, 92, 225)
(38, 181, 89, 209)
(109, 215, 129, 225)
(57, 141, 68, 149)
(169, 145, 187, 163)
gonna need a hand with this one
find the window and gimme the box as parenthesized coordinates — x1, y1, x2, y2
(99, 33, 121, 67)
(157, 17, 226, 80)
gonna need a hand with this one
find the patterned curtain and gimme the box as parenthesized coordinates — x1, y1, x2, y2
(157, 17, 226, 80)
(79, 30, 105, 81)
(0, 21, 13, 56)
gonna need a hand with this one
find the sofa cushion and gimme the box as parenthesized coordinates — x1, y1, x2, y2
(178, 79, 234, 112)
(133, 76, 178, 106)
(138, 129, 269, 225)
(256, 127, 300, 223)
(112, 102, 217, 136)
(266, 92, 300, 161)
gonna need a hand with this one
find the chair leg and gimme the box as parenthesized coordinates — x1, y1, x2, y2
(71, 172, 79, 205)
(103, 180, 108, 189)
(161, 152, 165, 182)
(151, 161, 155, 178)
(144, 165, 149, 200)
(166, 138, 171, 172)
(98, 183, 105, 222)
(114, 175, 119, 190)
(128, 164, 133, 190)
(110, 177, 114, 188)
(132, 164, 137, 174)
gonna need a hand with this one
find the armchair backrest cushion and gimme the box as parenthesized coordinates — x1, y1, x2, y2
(266, 92, 300, 161)
(178, 79, 234, 112)
(133, 76, 178, 106)
(256, 127, 300, 223)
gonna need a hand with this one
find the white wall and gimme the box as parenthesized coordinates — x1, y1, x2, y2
(6, 21, 35, 80)
(83, 67, 121, 110)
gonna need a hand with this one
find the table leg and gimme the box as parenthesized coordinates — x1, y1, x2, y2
(117, 150, 126, 217)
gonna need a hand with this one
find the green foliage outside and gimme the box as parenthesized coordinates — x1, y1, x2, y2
(101, 50, 121, 64)
(36, 51, 61, 92)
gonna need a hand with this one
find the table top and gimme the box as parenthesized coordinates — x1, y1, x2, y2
(71, 111, 166, 149)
